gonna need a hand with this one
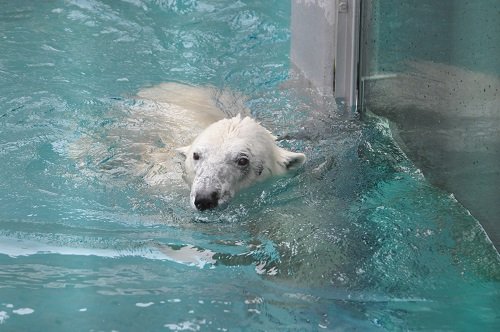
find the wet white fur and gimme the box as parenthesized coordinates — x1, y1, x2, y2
(177, 115, 306, 209)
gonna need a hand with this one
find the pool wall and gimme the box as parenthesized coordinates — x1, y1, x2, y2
(290, 0, 335, 96)
(291, 0, 359, 107)
(291, 0, 500, 250)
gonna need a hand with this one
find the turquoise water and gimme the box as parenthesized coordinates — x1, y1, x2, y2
(1, 1, 499, 331)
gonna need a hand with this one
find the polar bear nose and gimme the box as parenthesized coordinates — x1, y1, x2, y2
(194, 191, 219, 211)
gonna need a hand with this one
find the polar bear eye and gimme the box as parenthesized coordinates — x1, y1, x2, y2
(237, 157, 249, 167)
(193, 152, 200, 161)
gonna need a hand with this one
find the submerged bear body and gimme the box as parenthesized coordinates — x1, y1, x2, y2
(70, 83, 305, 210)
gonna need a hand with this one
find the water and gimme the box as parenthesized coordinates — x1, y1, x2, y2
(1, 1, 499, 331)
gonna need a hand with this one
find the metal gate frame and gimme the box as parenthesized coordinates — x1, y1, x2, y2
(291, 0, 361, 110)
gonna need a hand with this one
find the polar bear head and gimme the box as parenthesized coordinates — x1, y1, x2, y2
(177, 115, 306, 210)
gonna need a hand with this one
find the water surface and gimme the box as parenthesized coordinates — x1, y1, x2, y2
(1, 1, 499, 331)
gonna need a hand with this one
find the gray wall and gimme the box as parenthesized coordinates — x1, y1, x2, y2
(360, 0, 500, 249)
(290, 0, 336, 96)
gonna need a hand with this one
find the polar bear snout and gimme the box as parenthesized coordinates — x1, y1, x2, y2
(189, 167, 231, 211)
(194, 190, 220, 211)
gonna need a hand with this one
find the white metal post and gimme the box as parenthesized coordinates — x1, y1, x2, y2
(290, 0, 361, 109)
(334, 0, 361, 109)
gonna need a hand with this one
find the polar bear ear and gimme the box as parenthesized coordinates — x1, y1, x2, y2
(176, 145, 190, 158)
(280, 149, 306, 171)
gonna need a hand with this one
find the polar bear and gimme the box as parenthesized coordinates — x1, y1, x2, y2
(177, 115, 306, 210)
(69, 83, 305, 210)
